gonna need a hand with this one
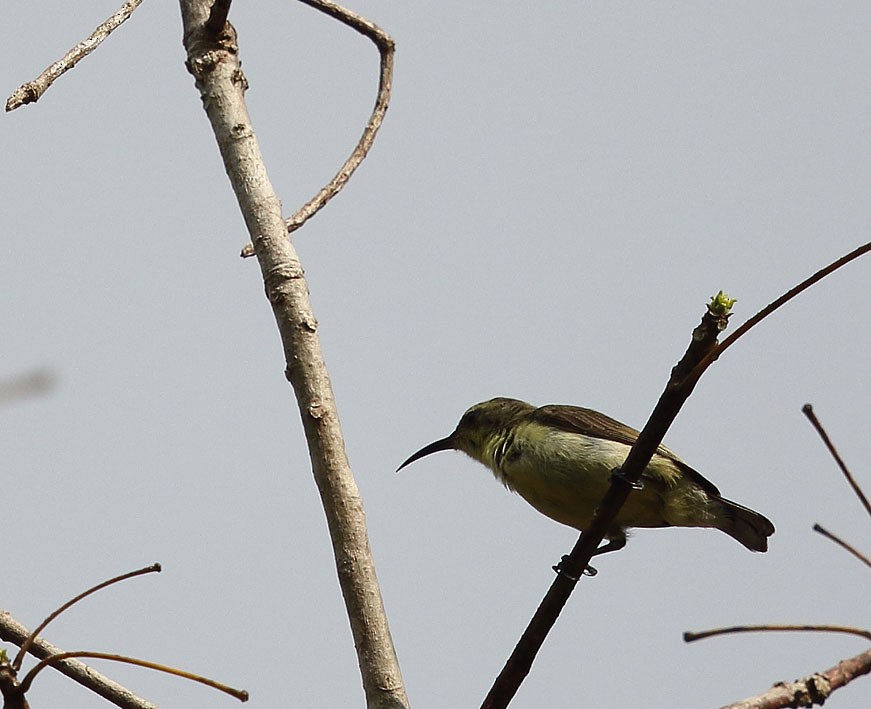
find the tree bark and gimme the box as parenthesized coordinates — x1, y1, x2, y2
(178, 3, 407, 707)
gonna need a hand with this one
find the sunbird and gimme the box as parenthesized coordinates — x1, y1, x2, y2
(398, 397, 774, 555)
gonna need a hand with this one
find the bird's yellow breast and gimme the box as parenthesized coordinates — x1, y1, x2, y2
(484, 421, 687, 531)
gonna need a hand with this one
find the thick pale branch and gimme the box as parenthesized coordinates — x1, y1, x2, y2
(718, 646, 871, 709)
(179, 3, 406, 707)
(5, 0, 145, 111)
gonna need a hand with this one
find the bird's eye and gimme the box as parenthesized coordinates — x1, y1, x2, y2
(462, 409, 481, 426)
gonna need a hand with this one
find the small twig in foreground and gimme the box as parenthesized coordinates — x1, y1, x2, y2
(19, 651, 247, 702)
(684, 623, 871, 643)
(6, 0, 145, 111)
(689, 241, 871, 381)
(0, 611, 157, 709)
(13, 563, 161, 671)
(240, 0, 395, 256)
(813, 523, 871, 570)
(803, 403, 871, 517)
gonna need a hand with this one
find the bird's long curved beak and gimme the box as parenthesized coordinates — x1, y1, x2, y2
(396, 435, 456, 472)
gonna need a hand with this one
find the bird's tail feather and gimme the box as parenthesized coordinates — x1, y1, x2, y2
(715, 498, 775, 552)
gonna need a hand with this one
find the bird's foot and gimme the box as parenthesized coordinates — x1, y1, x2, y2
(610, 466, 643, 490)
(553, 554, 597, 580)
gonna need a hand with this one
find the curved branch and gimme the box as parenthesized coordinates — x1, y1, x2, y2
(0, 611, 157, 709)
(19, 650, 247, 702)
(689, 241, 871, 382)
(240, 0, 395, 256)
(684, 623, 871, 643)
(13, 563, 161, 671)
(803, 404, 871, 517)
(812, 524, 871, 570)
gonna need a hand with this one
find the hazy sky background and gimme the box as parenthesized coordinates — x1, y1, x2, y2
(3, 2, 870, 707)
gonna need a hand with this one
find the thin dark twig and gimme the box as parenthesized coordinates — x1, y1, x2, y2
(13, 563, 161, 671)
(803, 404, 871, 517)
(688, 241, 871, 382)
(240, 0, 395, 256)
(684, 623, 871, 643)
(6, 0, 145, 111)
(813, 523, 871, 570)
(19, 651, 248, 702)
(481, 295, 734, 709)
(206, 0, 232, 34)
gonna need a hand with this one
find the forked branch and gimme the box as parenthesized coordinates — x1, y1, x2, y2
(484, 240, 871, 708)
(180, 1, 406, 706)
(685, 625, 871, 709)
(240, 0, 395, 256)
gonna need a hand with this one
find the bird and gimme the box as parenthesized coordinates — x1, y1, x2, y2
(398, 397, 774, 556)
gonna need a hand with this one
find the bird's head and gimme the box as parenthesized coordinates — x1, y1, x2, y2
(397, 397, 533, 470)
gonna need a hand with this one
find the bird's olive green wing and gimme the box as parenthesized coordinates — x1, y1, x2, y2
(532, 404, 722, 497)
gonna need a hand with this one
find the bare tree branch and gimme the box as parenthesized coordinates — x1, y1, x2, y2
(812, 523, 871, 569)
(0, 611, 158, 709)
(19, 650, 247, 702)
(685, 626, 871, 707)
(482, 294, 735, 709)
(5, 0, 145, 111)
(240, 0, 395, 256)
(685, 624, 871, 643)
(179, 3, 407, 707)
(484, 241, 871, 706)
(12, 564, 161, 671)
(802, 404, 871, 517)
(718, 646, 871, 709)
(689, 241, 871, 380)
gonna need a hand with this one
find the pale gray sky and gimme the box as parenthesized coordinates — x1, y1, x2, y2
(3, 2, 870, 707)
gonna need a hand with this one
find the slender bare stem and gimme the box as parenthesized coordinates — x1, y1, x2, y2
(813, 524, 871, 569)
(684, 624, 871, 643)
(19, 651, 247, 701)
(6, 0, 145, 111)
(482, 296, 733, 709)
(13, 563, 161, 671)
(689, 241, 871, 382)
(240, 0, 395, 256)
(0, 611, 157, 709)
(803, 404, 871, 517)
